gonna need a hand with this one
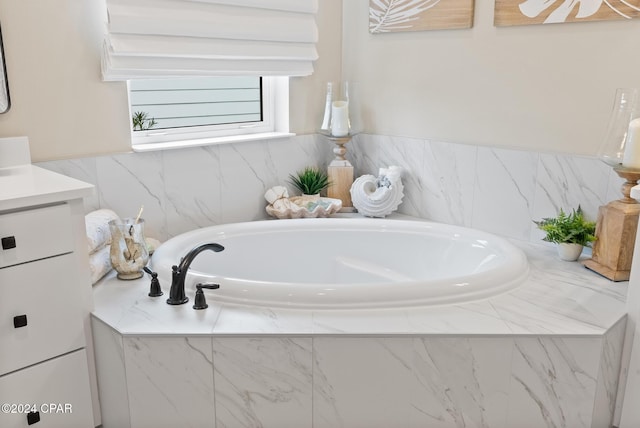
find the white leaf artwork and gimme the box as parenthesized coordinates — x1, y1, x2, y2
(495, 0, 639, 25)
(520, 0, 637, 22)
(370, 0, 475, 33)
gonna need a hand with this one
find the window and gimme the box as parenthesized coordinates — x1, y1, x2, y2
(128, 76, 288, 151)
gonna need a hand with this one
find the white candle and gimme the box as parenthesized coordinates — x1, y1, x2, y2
(331, 101, 349, 137)
(623, 118, 640, 169)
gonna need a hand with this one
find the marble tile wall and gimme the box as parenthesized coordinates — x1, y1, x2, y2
(92, 324, 624, 428)
(38, 133, 623, 244)
(37, 135, 329, 242)
(350, 134, 625, 243)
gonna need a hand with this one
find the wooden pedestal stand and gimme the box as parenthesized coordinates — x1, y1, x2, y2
(583, 167, 640, 281)
(326, 136, 354, 211)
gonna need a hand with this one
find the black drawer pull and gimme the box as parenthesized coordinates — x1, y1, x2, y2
(27, 411, 40, 424)
(13, 314, 27, 328)
(1, 236, 16, 250)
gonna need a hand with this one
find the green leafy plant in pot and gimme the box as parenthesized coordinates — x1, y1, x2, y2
(534, 206, 596, 261)
(288, 166, 331, 197)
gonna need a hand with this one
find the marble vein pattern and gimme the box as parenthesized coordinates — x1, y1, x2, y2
(212, 337, 313, 428)
(531, 154, 609, 242)
(489, 241, 627, 335)
(506, 337, 602, 428)
(375, 135, 426, 217)
(36, 157, 100, 211)
(91, 318, 131, 428)
(163, 146, 222, 237)
(313, 338, 418, 428)
(96, 151, 168, 240)
(212, 304, 314, 335)
(591, 318, 626, 428)
(38, 135, 326, 241)
(124, 336, 215, 428)
(472, 147, 539, 241)
(411, 337, 513, 428)
(38, 133, 617, 248)
(403, 300, 512, 335)
(313, 337, 513, 428)
(218, 136, 326, 224)
(349, 133, 382, 177)
(422, 141, 477, 227)
(91, 271, 222, 335)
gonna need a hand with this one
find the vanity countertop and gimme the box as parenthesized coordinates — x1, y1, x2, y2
(92, 226, 628, 337)
(0, 164, 94, 211)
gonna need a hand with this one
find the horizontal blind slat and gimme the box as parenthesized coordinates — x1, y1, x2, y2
(131, 88, 260, 104)
(152, 114, 261, 129)
(129, 76, 259, 90)
(134, 102, 260, 118)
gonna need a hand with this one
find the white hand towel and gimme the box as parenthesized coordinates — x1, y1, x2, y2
(85, 209, 120, 254)
(89, 245, 113, 285)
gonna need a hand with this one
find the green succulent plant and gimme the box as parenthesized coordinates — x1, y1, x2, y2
(288, 166, 331, 195)
(534, 206, 596, 246)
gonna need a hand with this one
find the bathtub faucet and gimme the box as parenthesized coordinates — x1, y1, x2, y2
(166, 243, 225, 305)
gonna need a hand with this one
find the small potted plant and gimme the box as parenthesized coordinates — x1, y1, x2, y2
(288, 167, 331, 199)
(534, 206, 596, 261)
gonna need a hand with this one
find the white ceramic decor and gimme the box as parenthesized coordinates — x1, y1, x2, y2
(350, 166, 404, 217)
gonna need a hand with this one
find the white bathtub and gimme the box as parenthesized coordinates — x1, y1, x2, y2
(151, 218, 529, 309)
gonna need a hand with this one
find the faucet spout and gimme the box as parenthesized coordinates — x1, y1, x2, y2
(166, 243, 224, 305)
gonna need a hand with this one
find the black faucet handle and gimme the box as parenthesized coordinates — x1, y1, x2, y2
(198, 282, 220, 290)
(192, 283, 221, 310)
(143, 267, 163, 297)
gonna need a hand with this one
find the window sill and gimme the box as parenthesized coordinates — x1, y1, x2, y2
(131, 131, 295, 153)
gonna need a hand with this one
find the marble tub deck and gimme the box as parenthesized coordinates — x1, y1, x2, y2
(92, 239, 626, 337)
(91, 235, 629, 428)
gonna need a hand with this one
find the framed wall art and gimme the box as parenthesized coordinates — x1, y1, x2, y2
(370, 0, 475, 33)
(495, 0, 640, 26)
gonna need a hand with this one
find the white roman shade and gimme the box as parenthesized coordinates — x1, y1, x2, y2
(102, 0, 318, 80)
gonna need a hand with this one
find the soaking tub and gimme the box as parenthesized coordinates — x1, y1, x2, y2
(151, 218, 529, 309)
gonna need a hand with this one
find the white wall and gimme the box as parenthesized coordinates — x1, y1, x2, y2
(342, 0, 640, 155)
(2, 0, 637, 160)
(0, 0, 341, 162)
(0, 0, 131, 161)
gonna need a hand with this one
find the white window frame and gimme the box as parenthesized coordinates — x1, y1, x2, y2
(130, 76, 291, 152)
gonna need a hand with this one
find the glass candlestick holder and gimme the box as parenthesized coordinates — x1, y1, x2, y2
(319, 81, 360, 138)
(319, 81, 361, 211)
(597, 88, 639, 167)
(585, 88, 640, 280)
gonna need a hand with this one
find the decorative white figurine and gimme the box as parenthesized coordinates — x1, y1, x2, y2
(350, 166, 404, 218)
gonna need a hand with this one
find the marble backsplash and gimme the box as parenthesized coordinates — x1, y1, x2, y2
(350, 134, 625, 243)
(37, 133, 624, 243)
(37, 135, 328, 241)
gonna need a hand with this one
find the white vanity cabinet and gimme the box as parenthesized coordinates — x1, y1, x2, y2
(0, 161, 96, 427)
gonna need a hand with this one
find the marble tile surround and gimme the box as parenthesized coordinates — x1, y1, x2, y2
(92, 320, 626, 428)
(37, 133, 623, 245)
(350, 134, 624, 243)
(91, 229, 628, 428)
(37, 134, 328, 241)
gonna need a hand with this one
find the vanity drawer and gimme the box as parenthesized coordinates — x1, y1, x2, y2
(0, 349, 94, 428)
(0, 203, 74, 269)
(0, 254, 85, 375)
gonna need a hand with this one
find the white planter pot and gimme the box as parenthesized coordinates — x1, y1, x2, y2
(557, 243, 584, 261)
